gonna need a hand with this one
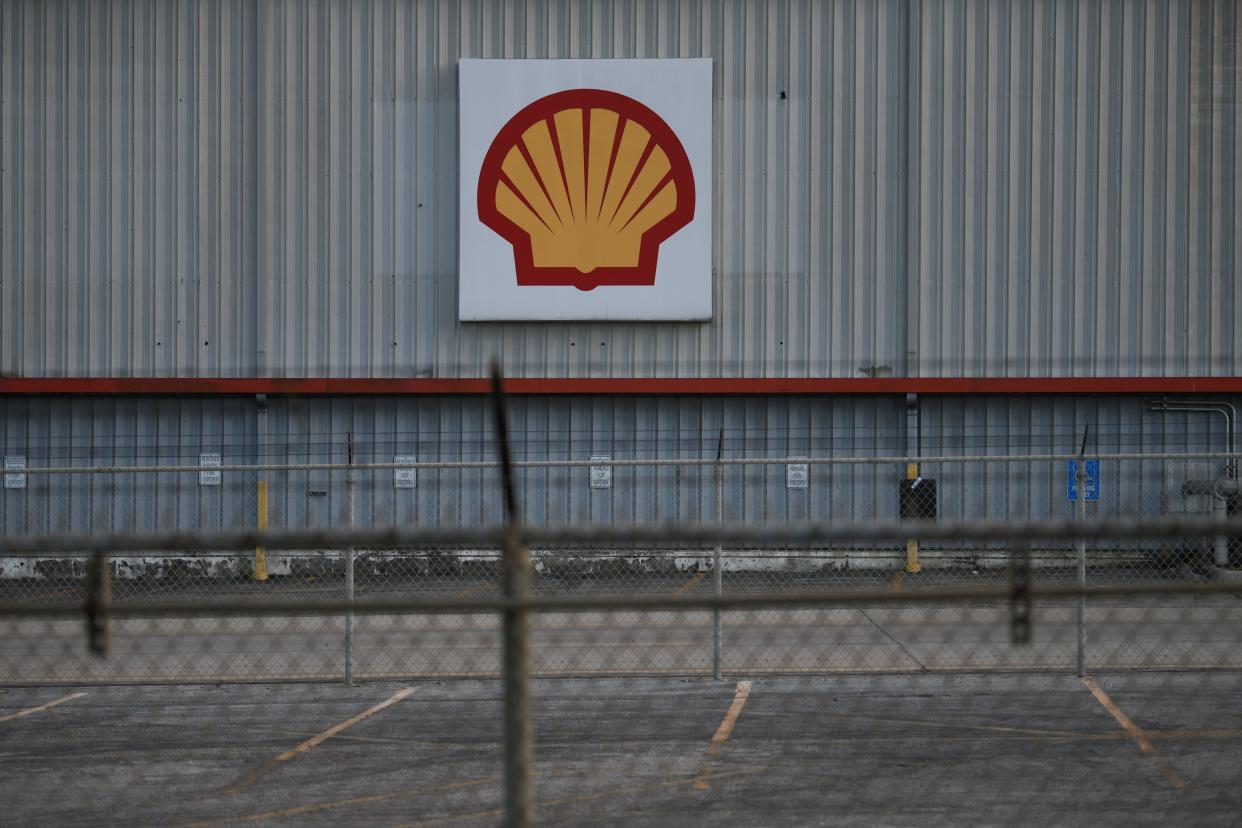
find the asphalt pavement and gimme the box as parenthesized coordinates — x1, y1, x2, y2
(2, 672, 1240, 826)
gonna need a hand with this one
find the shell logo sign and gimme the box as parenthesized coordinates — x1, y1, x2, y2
(477, 89, 695, 291)
(459, 60, 712, 320)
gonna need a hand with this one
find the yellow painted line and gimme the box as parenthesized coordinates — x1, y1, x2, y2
(694, 680, 754, 791)
(184, 776, 494, 827)
(891, 570, 905, 592)
(225, 686, 418, 794)
(454, 582, 492, 599)
(397, 767, 763, 828)
(673, 571, 706, 595)
(1082, 677, 1186, 790)
(0, 691, 86, 723)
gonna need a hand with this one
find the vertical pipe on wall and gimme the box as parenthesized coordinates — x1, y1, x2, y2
(1076, 444, 1088, 678)
(713, 461, 723, 681)
(905, 393, 921, 573)
(254, 395, 269, 581)
(713, 426, 724, 681)
(345, 432, 355, 685)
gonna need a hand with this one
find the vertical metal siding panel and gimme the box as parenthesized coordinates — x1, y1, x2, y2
(303, 2, 324, 377)
(916, 0, 941, 377)
(1145, 2, 1172, 377)
(1121, 2, 1144, 377)
(1167, 4, 1197, 377)
(391, 0, 414, 380)
(1219, 0, 1241, 375)
(1046, 1, 1074, 379)
(1235, 0, 1242, 375)
(1027, 1, 1054, 377)
(2, 0, 1237, 380)
(1190, 2, 1214, 376)
(0, 3, 15, 376)
(983, 2, 1009, 378)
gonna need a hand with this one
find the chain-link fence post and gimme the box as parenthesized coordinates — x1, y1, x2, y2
(712, 441, 723, 681)
(344, 433, 356, 686)
(1076, 458, 1087, 677)
(492, 364, 533, 828)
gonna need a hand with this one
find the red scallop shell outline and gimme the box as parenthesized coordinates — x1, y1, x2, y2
(476, 88, 696, 291)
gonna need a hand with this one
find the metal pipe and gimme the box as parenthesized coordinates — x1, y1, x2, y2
(1149, 399, 1237, 478)
(1076, 460, 1086, 677)
(10, 579, 1242, 622)
(345, 433, 355, 686)
(12, 451, 1242, 476)
(1151, 400, 1238, 566)
(905, 394, 922, 574)
(713, 460, 723, 681)
(11, 514, 1242, 557)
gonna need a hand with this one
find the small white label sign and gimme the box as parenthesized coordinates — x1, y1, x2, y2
(786, 462, 809, 490)
(199, 453, 221, 486)
(4, 456, 26, 489)
(394, 455, 418, 489)
(590, 455, 613, 489)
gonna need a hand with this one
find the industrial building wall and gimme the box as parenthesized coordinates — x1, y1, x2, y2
(2, 0, 1237, 380)
(2, 394, 1235, 537)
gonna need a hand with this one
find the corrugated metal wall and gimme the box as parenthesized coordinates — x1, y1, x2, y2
(2, 394, 1235, 535)
(3, 0, 1237, 379)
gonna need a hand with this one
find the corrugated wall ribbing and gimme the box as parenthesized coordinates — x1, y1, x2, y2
(0, 0, 258, 377)
(915, 0, 1240, 378)
(2, 395, 1237, 535)
(1, 1, 1237, 380)
(253, 0, 906, 379)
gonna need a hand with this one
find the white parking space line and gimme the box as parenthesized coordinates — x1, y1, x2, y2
(0, 692, 86, 723)
(1082, 677, 1186, 790)
(694, 680, 754, 790)
(226, 686, 419, 794)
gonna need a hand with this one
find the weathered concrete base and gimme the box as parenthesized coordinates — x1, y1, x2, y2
(0, 545, 1194, 581)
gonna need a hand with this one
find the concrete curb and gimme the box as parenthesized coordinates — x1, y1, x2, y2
(1211, 566, 1242, 584)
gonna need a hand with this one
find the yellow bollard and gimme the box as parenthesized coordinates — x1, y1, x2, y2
(905, 462, 922, 573)
(254, 480, 269, 581)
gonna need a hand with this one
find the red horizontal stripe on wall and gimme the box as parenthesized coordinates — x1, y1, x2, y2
(2, 377, 1241, 396)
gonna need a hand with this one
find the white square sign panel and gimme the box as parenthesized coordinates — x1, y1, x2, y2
(394, 455, 418, 490)
(199, 453, 221, 486)
(4, 456, 26, 489)
(589, 455, 613, 489)
(459, 58, 713, 320)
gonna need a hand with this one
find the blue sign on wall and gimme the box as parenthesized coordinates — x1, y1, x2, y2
(1067, 459, 1100, 502)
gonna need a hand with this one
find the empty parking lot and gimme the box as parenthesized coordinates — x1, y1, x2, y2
(3, 672, 1241, 826)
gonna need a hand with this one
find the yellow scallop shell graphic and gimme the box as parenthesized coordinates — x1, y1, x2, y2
(477, 88, 696, 291)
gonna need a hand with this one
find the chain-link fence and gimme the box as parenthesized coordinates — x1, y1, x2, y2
(5, 483, 1242, 824)
(3, 449, 1242, 685)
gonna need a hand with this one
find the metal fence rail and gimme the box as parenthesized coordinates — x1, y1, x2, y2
(5, 514, 1242, 683)
(9, 378, 1242, 826)
(6, 504, 1242, 826)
